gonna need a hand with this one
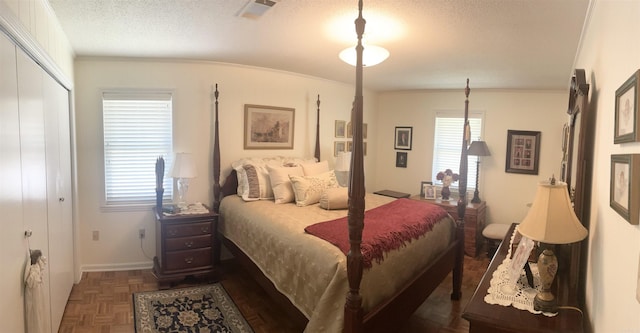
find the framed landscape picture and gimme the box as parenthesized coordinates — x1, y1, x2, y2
(244, 104, 295, 149)
(505, 130, 541, 175)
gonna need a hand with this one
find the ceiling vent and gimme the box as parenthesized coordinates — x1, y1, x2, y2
(238, 0, 278, 19)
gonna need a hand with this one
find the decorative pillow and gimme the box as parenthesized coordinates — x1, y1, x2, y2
(283, 156, 317, 167)
(301, 160, 330, 176)
(319, 187, 349, 210)
(241, 164, 274, 201)
(267, 165, 304, 204)
(289, 170, 339, 207)
(231, 157, 282, 201)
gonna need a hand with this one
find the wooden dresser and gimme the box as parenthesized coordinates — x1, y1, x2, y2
(462, 223, 583, 332)
(152, 207, 218, 289)
(411, 196, 486, 257)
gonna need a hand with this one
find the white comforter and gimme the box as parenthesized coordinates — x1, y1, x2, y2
(219, 193, 454, 332)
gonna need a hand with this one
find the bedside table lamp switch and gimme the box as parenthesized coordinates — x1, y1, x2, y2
(517, 177, 587, 313)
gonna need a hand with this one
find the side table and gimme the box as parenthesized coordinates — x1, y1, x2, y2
(152, 206, 219, 289)
(411, 196, 486, 257)
(462, 223, 583, 333)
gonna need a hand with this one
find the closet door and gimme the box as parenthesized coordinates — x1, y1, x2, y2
(0, 32, 27, 333)
(43, 70, 74, 331)
(16, 46, 52, 333)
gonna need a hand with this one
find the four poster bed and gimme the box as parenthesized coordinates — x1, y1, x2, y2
(210, 2, 471, 332)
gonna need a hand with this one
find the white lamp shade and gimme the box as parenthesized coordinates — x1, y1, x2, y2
(517, 180, 587, 244)
(170, 153, 197, 178)
(335, 152, 352, 172)
(339, 44, 389, 67)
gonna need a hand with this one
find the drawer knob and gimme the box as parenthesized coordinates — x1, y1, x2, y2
(201, 227, 209, 233)
(184, 241, 193, 248)
(184, 257, 193, 264)
(168, 230, 177, 236)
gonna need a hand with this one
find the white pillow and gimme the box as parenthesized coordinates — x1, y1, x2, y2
(268, 165, 304, 204)
(319, 187, 349, 210)
(289, 170, 339, 207)
(301, 160, 330, 176)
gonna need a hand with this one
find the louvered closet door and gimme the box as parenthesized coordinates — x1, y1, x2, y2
(0, 31, 27, 333)
(43, 68, 74, 331)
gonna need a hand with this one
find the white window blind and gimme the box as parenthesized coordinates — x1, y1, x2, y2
(432, 112, 483, 191)
(103, 92, 173, 206)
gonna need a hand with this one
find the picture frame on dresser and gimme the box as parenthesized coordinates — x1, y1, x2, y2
(505, 130, 541, 175)
(419, 181, 433, 198)
(614, 69, 640, 143)
(610, 154, 640, 225)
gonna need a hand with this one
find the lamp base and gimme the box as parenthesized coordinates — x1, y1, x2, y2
(471, 189, 481, 203)
(534, 248, 558, 313)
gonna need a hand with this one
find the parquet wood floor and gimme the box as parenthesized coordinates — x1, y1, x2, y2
(58, 255, 489, 333)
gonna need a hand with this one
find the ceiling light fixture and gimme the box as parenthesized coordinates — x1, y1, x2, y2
(238, 0, 277, 19)
(339, 44, 389, 67)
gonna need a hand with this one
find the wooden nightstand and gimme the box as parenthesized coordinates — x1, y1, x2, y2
(152, 207, 219, 289)
(411, 196, 486, 257)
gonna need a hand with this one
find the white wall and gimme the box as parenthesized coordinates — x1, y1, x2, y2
(73, 58, 378, 270)
(375, 89, 568, 227)
(574, 0, 640, 332)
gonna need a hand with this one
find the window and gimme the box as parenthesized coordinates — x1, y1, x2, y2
(432, 112, 484, 191)
(102, 92, 173, 207)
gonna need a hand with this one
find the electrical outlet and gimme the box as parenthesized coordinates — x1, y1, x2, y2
(92, 230, 99, 241)
(139, 228, 145, 239)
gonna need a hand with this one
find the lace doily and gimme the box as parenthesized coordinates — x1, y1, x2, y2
(483, 226, 557, 317)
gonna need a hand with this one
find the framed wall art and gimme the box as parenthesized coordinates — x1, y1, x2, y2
(334, 141, 346, 157)
(610, 154, 640, 225)
(396, 152, 408, 168)
(505, 130, 541, 175)
(335, 120, 346, 138)
(614, 69, 640, 143)
(395, 126, 412, 150)
(244, 104, 295, 149)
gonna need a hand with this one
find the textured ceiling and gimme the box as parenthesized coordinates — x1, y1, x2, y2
(48, 0, 590, 91)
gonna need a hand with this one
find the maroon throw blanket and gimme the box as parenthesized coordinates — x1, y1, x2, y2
(305, 198, 449, 268)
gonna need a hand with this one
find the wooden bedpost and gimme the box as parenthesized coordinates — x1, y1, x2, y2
(212, 84, 221, 214)
(344, 1, 366, 332)
(315, 94, 321, 161)
(452, 79, 470, 300)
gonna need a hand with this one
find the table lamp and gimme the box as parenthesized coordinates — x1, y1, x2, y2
(170, 152, 197, 208)
(517, 176, 588, 313)
(335, 151, 352, 187)
(467, 140, 491, 203)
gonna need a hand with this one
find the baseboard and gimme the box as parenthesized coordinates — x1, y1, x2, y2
(81, 261, 153, 273)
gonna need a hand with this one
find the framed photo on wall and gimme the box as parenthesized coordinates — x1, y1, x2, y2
(244, 104, 295, 149)
(505, 130, 541, 175)
(396, 152, 408, 168)
(614, 69, 640, 143)
(335, 120, 346, 138)
(610, 154, 640, 225)
(394, 126, 413, 150)
(334, 141, 346, 157)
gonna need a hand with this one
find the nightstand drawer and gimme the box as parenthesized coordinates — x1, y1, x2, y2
(165, 221, 211, 238)
(165, 234, 212, 251)
(165, 248, 212, 271)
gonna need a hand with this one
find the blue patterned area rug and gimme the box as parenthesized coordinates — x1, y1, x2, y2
(133, 284, 254, 333)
